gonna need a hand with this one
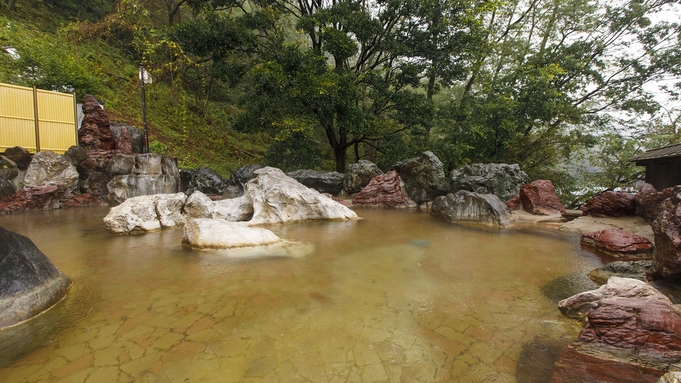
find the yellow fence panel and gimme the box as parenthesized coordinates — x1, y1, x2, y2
(0, 83, 76, 154)
(36, 89, 77, 154)
(0, 84, 37, 153)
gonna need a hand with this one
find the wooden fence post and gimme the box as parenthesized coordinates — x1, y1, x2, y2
(32, 85, 40, 152)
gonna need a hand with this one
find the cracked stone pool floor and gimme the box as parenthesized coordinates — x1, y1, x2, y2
(0, 207, 595, 382)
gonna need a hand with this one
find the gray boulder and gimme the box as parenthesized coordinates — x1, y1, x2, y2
(0, 179, 16, 199)
(107, 174, 177, 205)
(3, 146, 32, 170)
(179, 169, 196, 193)
(343, 160, 383, 195)
(449, 163, 529, 201)
(186, 166, 226, 195)
(245, 167, 358, 225)
(63, 146, 87, 168)
(430, 190, 515, 227)
(24, 151, 79, 197)
(393, 151, 447, 204)
(588, 260, 653, 285)
(133, 153, 162, 175)
(161, 157, 180, 179)
(106, 154, 136, 175)
(286, 169, 345, 195)
(0, 226, 71, 329)
(81, 172, 111, 201)
(0, 156, 18, 180)
(231, 164, 264, 188)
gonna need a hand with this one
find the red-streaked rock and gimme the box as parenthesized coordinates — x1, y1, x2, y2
(62, 193, 105, 208)
(78, 95, 115, 151)
(553, 277, 681, 383)
(581, 228, 654, 258)
(581, 191, 636, 217)
(0, 184, 66, 214)
(114, 125, 133, 154)
(650, 186, 681, 280)
(635, 183, 674, 222)
(519, 180, 565, 215)
(505, 194, 521, 211)
(352, 170, 408, 207)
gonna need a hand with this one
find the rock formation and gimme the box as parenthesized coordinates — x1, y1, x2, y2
(343, 160, 383, 195)
(505, 195, 521, 211)
(0, 226, 71, 328)
(110, 124, 144, 154)
(0, 179, 15, 199)
(449, 163, 528, 201)
(24, 151, 79, 197)
(4, 146, 32, 170)
(352, 170, 408, 207)
(245, 167, 358, 225)
(287, 169, 345, 195)
(580, 228, 654, 258)
(0, 185, 67, 213)
(588, 260, 653, 285)
(183, 219, 282, 249)
(635, 183, 674, 222)
(649, 186, 681, 280)
(580, 191, 636, 217)
(78, 95, 115, 151)
(393, 151, 447, 204)
(554, 277, 681, 383)
(103, 193, 188, 234)
(184, 166, 226, 196)
(183, 191, 253, 221)
(430, 190, 514, 227)
(519, 179, 565, 215)
(106, 154, 179, 205)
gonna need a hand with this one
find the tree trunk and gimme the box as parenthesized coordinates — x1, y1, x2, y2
(8, 0, 17, 11)
(334, 145, 347, 173)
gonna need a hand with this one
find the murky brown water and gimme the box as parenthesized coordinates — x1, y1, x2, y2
(0, 207, 602, 382)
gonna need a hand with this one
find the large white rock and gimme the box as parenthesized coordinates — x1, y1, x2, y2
(183, 191, 253, 221)
(24, 151, 79, 196)
(103, 193, 187, 234)
(245, 167, 358, 225)
(183, 219, 281, 248)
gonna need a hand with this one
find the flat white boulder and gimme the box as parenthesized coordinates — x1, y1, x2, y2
(183, 219, 281, 249)
(104, 193, 187, 234)
(245, 167, 358, 225)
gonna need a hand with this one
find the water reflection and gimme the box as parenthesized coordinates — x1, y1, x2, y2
(0, 207, 601, 382)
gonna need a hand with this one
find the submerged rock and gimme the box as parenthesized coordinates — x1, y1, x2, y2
(430, 190, 514, 227)
(588, 260, 653, 285)
(352, 170, 408, 208)
(0, 226, 71, 329)
(343, 160, 383, 195)
(449, 163, 528, 201)
(581, 191, 636, 217)
(183, 219, 281, 249)
(581, 228, 655, 258)
(245, 167, 358, 225)
(554, 277, 681, 383)
(287, 169, 345, 195)
(393, 151, 447, 204)
(519, 180, 565, 216)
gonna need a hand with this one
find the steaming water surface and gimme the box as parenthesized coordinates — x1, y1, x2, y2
(0, 207, 601, 382)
